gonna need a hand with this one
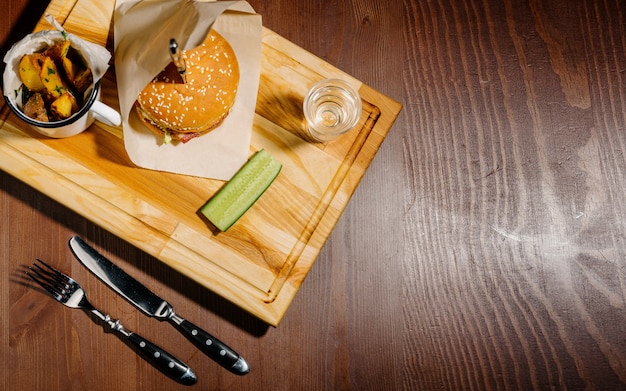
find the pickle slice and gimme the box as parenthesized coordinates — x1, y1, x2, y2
(201, 149, 282, 231)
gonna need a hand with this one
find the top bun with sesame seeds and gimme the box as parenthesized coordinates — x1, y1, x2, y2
(134, 29, 240, 143)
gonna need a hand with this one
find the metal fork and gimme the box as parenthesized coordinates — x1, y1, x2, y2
(26, 259, 197, 386)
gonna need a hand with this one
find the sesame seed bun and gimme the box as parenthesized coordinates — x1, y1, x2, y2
(135, 29, 239, 143)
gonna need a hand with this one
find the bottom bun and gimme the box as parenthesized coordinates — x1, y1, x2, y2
(135, 102, 227, 144)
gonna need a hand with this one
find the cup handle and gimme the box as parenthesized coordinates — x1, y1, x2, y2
(91, 100, 121, 127)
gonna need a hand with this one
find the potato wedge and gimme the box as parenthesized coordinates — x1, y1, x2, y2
(40, 56, 68, 98)
(50, 92, 78, 119)
(60, 44, 92, 93)
(62, 56, 77, 81)
(18, 54, 45, 92)
(44, 40, 71, 62)
(23, 92, 49, 121)
(71, 67, 93, 94)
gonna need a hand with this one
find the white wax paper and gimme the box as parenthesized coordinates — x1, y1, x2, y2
(114, 0, 262, 180)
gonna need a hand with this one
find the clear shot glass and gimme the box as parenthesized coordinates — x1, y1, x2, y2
(303, 78, 362, 142)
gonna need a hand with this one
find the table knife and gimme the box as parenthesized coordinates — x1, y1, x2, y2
(68, 236, 250, 375)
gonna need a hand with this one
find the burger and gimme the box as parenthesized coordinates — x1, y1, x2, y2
(134, 30, 240, 143)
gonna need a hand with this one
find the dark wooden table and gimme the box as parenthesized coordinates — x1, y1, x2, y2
(2, 0, 626, 389)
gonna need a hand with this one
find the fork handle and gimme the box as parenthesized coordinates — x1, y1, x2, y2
(126, 332, 197, 386)
(102, 316, 197, 385)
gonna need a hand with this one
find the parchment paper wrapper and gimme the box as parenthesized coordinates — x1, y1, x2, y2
(114, 0, 262, 180)
(3, 15, 111, 110)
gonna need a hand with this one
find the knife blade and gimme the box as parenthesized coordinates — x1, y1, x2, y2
(68, 236, 250, 375)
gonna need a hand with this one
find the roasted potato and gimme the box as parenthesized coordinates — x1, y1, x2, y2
(17, 39, 93, 122)
(23, 92, 49, 122)
(62, 45, 93, 93)
(62, 55, 77, 81)
(44, 39, 71, 60)
(71, 67, 93, 94)
(40, 55, 68, 98)
(18, 54, 45, 92)
(50, 92, 79, 119)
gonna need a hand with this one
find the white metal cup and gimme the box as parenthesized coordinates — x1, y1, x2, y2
(3, 81, 120, 138)
(2, 29, 121, 138)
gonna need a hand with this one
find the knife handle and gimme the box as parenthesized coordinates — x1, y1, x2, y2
(127, 332, 198, 385)
(173, 318, 249, 375)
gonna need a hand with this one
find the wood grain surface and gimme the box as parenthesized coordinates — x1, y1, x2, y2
(3, 0, 626, 390)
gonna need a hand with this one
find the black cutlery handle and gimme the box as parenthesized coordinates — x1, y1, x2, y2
(127, 332, 197, 385)
(174, 318, 249, 375)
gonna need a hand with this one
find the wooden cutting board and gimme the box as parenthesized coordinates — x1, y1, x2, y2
(0, 0, 401, 326)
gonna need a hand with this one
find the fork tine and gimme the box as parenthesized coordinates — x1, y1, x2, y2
(31, 259, 74, 289)
(26, 267, 64, 301)
(34, 258, 61, 273)
(27, 259, 74, 299)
